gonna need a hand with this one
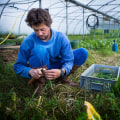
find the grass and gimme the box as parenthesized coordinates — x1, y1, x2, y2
(0, 49, 120, 120)
(0, 61, 34, 97)
(96, 48, 115, 57)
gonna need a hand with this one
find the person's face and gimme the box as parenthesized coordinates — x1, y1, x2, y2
(32, 23, 51, 41)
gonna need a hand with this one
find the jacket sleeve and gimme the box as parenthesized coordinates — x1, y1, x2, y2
(14, 38, 33, 78)
(60, 33, 74, 76)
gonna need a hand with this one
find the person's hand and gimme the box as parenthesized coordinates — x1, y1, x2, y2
(44, 69, 61, 80)
(29, 68, 43, 79)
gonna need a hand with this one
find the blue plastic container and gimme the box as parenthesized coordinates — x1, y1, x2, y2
(80, 64, 119, 92)
(112, 40, 118, 52)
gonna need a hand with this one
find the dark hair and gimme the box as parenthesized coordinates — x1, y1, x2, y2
(25, 8, 52, 27)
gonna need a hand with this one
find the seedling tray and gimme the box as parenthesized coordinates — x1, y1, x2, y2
(80, 64, 120, 92)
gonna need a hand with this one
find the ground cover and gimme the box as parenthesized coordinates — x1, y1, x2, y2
(0, 48, 120, 120)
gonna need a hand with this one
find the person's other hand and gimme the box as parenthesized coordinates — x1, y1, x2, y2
(29, 68, 43, 79)
(44, 69, 61, 80)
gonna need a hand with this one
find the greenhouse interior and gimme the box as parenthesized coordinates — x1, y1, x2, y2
(0, 0, 120, 120)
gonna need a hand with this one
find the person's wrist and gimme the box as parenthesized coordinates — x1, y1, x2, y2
(60, 68, 65, 77)
(29, 69, 33, 77)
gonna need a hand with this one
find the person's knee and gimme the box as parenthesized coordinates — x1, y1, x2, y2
(29, 46, 49, 68)
(73, 48, 88, 66)
(80, 48, 88, 60)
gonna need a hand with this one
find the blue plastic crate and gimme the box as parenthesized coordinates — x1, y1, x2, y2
(80, 64, 120, 92)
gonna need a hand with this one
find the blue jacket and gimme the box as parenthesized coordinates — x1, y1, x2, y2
(14, 29, 74, 78)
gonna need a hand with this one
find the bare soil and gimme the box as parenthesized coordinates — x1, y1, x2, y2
(99, 53, 120, 67)
(0, 49, 19, 63)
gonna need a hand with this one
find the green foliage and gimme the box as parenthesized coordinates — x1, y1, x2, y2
(69, 38, 115, 50)
(95, 93, 120, 120)
(0, 33, 27, 39)
(0, 33, 26, 45)
(68, 29, 120, 50)
(0, 46, 120, 119)
(0, 60, 34, 96)
(112, 76, 120, 96)
(96, 48, 115, 57)
(0, 58, 88, 120)
(92, 72, 116, 80)
(0, 32, 119, 49)
(0, 38, 24, 45)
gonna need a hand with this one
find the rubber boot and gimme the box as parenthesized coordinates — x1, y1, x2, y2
(34, 76, 45, 96)
(59, 64, 80, 87)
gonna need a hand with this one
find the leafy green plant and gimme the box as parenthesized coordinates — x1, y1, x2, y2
(112, 76, 120, 97)
(92, 72, 116, 80)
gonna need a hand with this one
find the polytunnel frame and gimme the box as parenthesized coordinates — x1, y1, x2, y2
(0, 0, 120, 38)
(65, 0, 120, 39)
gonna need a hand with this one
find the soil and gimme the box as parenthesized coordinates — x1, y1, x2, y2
(0, 49, 19, 63)
(101, 54, 120, 66)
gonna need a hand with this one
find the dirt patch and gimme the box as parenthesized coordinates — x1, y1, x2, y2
(0, 49, 19, 63)
(100, 54, 120, 67)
